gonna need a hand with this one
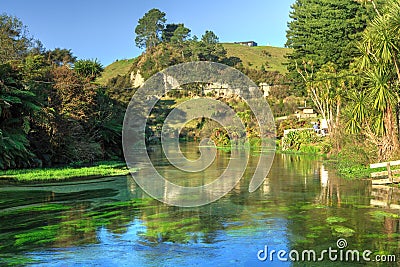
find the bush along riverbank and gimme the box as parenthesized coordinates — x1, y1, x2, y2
(277, 128, 383, 180)
(324, 133, 387, 180)
(0, 161, 130, 182)
(279, 129, 331, 155)
(324, 157, 372, 180)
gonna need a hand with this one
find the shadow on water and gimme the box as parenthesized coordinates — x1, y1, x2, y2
(0, 144, 399, 266)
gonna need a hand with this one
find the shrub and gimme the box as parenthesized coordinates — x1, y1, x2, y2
(299, 144, 321, 154)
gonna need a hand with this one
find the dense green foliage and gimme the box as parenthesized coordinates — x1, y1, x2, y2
(285, 0, 400, 163)
(347, 0, 400, 160)
(0, 62, 39, 168)
(285, 0, 371, 94)
(73, 59, 103, 81)
(0, 15, 123, 169)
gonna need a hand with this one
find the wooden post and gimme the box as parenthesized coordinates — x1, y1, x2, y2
(387, 162, 393, 183)
(388, 187, 393, 208)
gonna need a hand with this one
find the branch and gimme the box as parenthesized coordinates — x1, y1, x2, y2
(296, 61, 327, 121)
(369, 0, 381, 16)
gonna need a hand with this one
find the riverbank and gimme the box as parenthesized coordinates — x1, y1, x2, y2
(0, 161, 130, 182)
(324, 158, 372, 179)
(277, 141, 378, 180)
(276, 129, 382, 180)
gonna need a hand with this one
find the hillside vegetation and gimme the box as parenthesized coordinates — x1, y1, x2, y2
(97, 44, 290, 85)
(96, 58, 136, 85)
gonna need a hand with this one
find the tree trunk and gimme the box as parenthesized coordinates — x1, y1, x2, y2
(381, 105, 399, 160)
(396, 102, 400, 141)
(386, 106, 398, 147)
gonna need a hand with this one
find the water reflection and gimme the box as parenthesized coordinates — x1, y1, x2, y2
(0, 147, 399, 266)
(371, 185, 400, 210)
(318, 164, 343, 206)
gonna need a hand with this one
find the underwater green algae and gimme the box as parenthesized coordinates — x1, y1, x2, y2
(331, 225, 355, 237)
(143, 216, 203, 243)
(369, 210, 400, 220)
(300, 203, 327, 210)
(14, 225, 59, 246)
(326, 216, 347, 224)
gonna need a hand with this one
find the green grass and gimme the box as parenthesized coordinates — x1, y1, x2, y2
(222, 43, 292, 74)
(0, 161, 131, 182)
(96, 58, 136, 85)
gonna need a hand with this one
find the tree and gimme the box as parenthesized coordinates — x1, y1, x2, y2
(201, 30, 219, 45)
(297, 62, 348, 143)
(0, 62, 39, 169)
(170, 24, 191, 44)
(285, 0, 371, 94)
(42, 65, 105, 163)
(196, 31, 227, 62)
(87, 88, 123, 157)
(0, 14, 33, 63)
(161, 23, 180, 43)
(44, 48, 76, 66)
(73, 59, 103, 81)
(358, 0, 400, 84)
(52, 65, 97, 121)
(351, 0, 400, 159)
(135, 8, 166, 50)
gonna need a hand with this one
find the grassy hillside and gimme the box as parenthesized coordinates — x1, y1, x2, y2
(97, 44, 291, 85)
(222, 43, 291, 74)
(96, 58, 136, 85)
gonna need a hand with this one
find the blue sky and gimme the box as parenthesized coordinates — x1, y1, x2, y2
(2, 0, 295, 66)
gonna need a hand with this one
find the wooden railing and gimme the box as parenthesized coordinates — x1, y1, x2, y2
(370, 160, 400, 185)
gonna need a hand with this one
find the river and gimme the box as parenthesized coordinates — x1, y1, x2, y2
(0, 144, 399, 266)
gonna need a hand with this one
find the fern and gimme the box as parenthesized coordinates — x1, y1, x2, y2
(0, 63, 38, 169)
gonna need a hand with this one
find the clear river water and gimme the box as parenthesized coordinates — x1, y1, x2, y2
(0, 144, 399, 266)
